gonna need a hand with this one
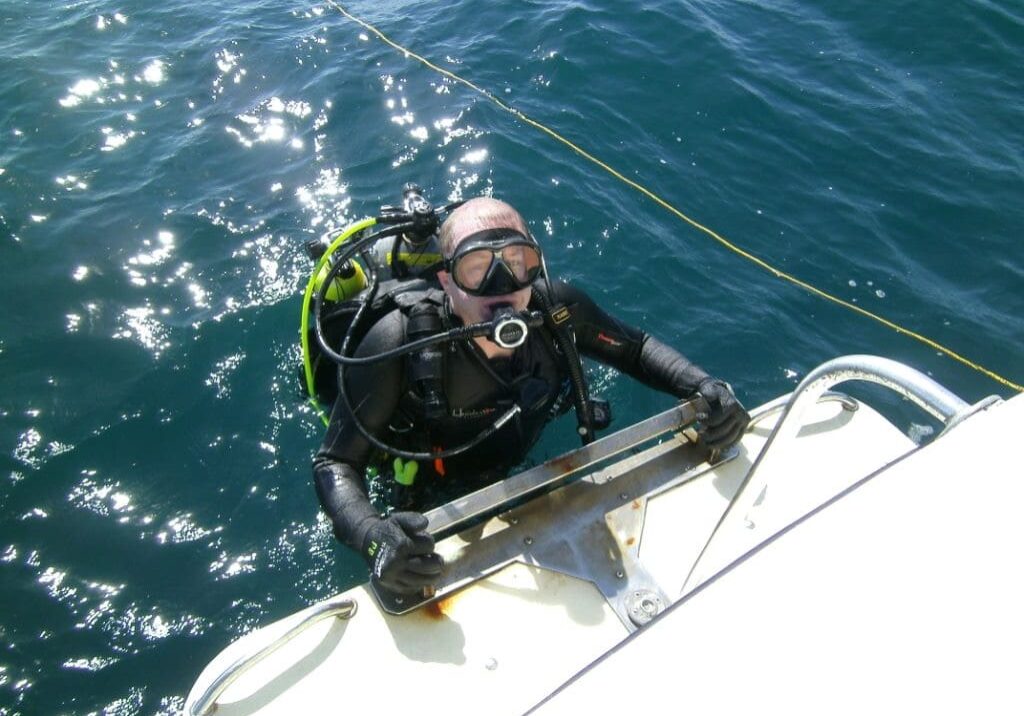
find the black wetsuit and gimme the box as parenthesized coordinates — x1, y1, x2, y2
(313, 279, 715, 552)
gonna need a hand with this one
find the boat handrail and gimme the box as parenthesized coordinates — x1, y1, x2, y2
(188, 596, 358, 716)
(682, 355, 998, 594)
(747, 390, 859, 427)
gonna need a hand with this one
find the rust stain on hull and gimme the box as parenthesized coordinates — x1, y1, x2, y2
(420, 587, 465, 620)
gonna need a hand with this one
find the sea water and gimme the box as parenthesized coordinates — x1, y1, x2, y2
(1, 1, 1021, 712)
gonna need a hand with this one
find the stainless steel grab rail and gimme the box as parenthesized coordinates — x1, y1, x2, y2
(682, 355, 993, 594)
(425, 396, 709, 538)
(747, 390, 859, 427)
(188, 596, 358, 716)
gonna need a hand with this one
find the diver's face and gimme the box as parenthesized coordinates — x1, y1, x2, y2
(438, 229, 532, 326)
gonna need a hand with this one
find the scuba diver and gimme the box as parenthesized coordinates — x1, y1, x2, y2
(310, 194, 749, 596)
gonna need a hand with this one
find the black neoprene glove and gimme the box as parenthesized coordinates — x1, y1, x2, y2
(358, 512, 444, 594)
(695, 378, 750, 450)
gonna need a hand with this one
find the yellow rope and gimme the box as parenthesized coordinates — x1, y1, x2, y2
(324, 1, 1022, 393)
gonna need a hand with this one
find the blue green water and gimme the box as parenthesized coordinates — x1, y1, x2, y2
(1, 0, 1021, 712)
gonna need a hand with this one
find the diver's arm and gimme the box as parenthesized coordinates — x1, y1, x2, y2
(311, 310, 406, 550)
(313, 461, 378, 551)
(551, 280, 711, 396)
(551, 280, 750, 448)
(311, 309, 443, 592)
(313, 456, 443, 593)
(632, 334, 714, 398)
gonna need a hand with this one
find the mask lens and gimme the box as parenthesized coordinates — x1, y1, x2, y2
(499, 244, 541, 282)
(452, 248, 496, 291)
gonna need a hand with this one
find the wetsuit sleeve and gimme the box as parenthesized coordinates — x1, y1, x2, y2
(551, 280, 712, 398)
(311, 310, 406, 550)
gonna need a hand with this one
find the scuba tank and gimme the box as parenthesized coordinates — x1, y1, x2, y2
(309, 249, 367, 302)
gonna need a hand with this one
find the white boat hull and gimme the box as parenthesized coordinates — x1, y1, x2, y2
(185, 359, 1012, 715)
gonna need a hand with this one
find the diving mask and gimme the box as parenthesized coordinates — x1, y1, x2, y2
(446, 228, 543, 297)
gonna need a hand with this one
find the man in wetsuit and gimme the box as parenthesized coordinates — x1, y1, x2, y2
(313, 197, 749, 594)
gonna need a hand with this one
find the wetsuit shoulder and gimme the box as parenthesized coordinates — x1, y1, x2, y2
(548, 279, 647, 366)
